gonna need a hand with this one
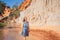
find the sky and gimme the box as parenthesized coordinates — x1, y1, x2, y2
(3, 0, 24, 8)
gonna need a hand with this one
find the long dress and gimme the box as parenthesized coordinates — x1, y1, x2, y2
(21, 21, 29, 37)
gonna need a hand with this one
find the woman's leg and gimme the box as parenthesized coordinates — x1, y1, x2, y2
(24, 37, 26, 40)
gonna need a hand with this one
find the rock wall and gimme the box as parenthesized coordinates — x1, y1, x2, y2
(17, 0, 60, 27)
(19, 0, 32, 11)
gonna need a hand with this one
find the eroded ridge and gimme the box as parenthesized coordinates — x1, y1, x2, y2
(19, 0, 32, 10)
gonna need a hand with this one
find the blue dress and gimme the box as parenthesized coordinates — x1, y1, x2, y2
(21, 21, 29, 37)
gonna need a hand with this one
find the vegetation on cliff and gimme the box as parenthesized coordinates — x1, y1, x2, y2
(0, 0, 6, 16)
(0, 1, 20, 28)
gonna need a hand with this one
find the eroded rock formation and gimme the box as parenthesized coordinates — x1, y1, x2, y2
(19, 0, 32, 11)
(18, 0, 60, 27)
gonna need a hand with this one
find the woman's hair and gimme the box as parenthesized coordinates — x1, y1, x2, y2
(23, 17, 27, 22)
(23, 18, 25, 22)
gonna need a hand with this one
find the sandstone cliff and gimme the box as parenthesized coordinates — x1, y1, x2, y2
(18, 0, 60, 27)
(16, 0, 60, 40)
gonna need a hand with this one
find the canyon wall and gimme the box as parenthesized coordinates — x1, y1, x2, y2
(17, 0, 60, 30)
(16, 0, 60, 40)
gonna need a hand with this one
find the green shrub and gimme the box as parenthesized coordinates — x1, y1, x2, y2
(8, 10, 20, 20)
(0, 22, 7, 28)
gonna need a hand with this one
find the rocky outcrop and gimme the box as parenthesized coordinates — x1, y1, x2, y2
(18, 0, 60, 27)
(3, 7, 11, 17)
(19, 0, 32, 11)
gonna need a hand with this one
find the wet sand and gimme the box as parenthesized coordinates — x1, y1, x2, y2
(0, 26, 60, 40)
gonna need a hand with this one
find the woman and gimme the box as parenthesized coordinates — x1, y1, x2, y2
(21, 17, 29, 40)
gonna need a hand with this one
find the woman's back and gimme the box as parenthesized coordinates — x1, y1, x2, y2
(23, 21, 29, 28)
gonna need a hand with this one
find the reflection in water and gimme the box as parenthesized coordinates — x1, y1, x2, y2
(0, 29, 5, 40)
(0, 29, 8, 40)
(0, 28, 22, 40)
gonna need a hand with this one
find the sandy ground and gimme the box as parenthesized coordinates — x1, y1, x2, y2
(0, 25, 60, 40)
